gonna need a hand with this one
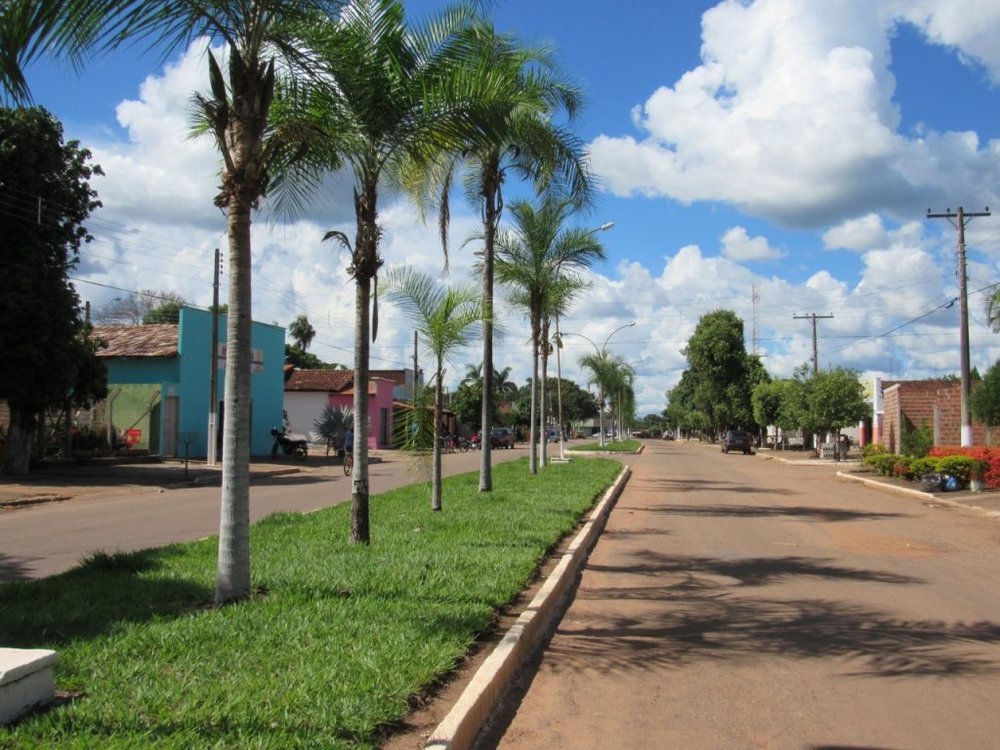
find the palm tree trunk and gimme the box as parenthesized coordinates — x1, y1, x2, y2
(432, 368, 443, 511)
(540, 332, 549, 467)
(352, 272, 371, 543)
(528, 335, 539, 474)
(350, 180, 378, 544)
(479, 179, 499, 492)
(215, 197, 253, 603)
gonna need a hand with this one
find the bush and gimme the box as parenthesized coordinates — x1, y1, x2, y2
(901, 425, 934, 458)
(861, 442, 887, 459)
(864, 452, 900, 476)
(908, 457, 939, 478)
(891, 456, 915, 479)
(930, 446, 1000, 488)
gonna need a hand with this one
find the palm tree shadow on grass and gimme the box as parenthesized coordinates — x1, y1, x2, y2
(0, 548, 212, 647)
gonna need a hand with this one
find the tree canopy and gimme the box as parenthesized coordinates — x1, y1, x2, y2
(0, 106, 106, 474)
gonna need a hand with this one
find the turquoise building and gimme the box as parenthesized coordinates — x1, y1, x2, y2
(94, 307, 285, 458)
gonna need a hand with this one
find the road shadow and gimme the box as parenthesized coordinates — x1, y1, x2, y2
(633, 477, 798, 495)
(642, 503, 907, 522)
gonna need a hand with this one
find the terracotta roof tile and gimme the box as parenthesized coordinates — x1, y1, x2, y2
(285, 369, 354, 392)
(93, 324, 178, 358)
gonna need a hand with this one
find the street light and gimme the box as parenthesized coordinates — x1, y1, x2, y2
(552, 221, 616, 461)
(558, 320, 635, 449)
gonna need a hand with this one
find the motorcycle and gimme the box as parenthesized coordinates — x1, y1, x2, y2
(270, 427, 308, 460)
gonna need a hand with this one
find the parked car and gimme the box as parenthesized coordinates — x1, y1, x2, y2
(721, 430, 753, 455)
(490, 427, 516, 449)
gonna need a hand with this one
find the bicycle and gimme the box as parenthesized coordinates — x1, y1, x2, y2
(343, 450, 354, 476)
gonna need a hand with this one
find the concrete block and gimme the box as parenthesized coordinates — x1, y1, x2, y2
(0, 648, 58, 725)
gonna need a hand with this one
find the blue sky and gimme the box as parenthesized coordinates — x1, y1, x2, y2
(12, 0, 1000, 417)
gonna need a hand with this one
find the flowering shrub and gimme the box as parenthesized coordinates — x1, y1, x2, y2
(929, 446, 999, 487)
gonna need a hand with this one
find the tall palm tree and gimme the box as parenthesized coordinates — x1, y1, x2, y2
(413, 24, 592, 492)
(288, 314, 316, 351)
(0, 0, 337, 604)
(382, 266, 482, 511)
(580, 351, 634, 446)
(317, 0, 513, 543)
(495, 198, 605, 472)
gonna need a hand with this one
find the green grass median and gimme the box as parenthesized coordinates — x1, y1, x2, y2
(571, 438, 642, 453)
(0, 457, 621, 749)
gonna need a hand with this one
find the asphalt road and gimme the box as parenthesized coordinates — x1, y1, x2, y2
(485, 440, 1000, 750)
(0, 446, 527, 582)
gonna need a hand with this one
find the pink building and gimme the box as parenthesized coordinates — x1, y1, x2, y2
(284, 369, 396, 449)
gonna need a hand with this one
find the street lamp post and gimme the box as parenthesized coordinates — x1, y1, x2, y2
(560, 320, 635, 448)
(552, 222, 616, 462)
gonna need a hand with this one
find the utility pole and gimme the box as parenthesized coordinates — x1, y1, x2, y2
(207, 248, 222, 465)
(927, 206, 991, 447)
(793, 313, 834, 375)
(751, 284, 760, 355)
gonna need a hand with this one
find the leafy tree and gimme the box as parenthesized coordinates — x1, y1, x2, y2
(95, 290, 186, 325)
(495, 197, 604, 471)
(1, 0, 345, 603)
(806, 367, 868, 443)
(681, 310, 752, 437)
(143, 301, 184, 324)
(382, 266, 482, 511)
(970, 360, 1000, 440)
(752, 380, 785, 447)
(0, 107, 105, 474)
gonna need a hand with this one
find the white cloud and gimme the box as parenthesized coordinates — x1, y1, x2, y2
(590, 0, 1000, 228)
(721, 226, 784, 261)
(823, 213, 888, 251)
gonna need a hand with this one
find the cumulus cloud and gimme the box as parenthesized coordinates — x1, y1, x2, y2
(720, 226, 784, 261)
(590, 0, 1000, 228)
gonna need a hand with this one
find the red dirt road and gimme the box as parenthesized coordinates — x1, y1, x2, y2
(482, 440, 1000, 750)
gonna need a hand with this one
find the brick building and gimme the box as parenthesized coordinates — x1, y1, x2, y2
(876, 378, 988, 452)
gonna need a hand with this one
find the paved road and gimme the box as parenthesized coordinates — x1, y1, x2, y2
(0, 447, 527, 582)
(486, 440, 1000, 750)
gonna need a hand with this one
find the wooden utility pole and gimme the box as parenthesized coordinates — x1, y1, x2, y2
(927, 206, 991, 447)
(793, 313, 834, 374)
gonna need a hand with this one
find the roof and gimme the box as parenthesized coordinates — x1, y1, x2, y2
(93, 324, 179, 358)
(285, 369, 354, 392)
(370, 369, 408, 386)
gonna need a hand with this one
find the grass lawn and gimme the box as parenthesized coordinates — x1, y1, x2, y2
(0, 457, 621, 749)
(571, 438, 642, 453)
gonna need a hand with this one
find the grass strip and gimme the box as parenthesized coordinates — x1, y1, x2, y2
(0, 457, 620, 749)
(572, 438, 642, 453)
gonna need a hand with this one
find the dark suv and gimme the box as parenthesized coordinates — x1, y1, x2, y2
(489, 427, 516, 449)
(721, 430, 753, 455)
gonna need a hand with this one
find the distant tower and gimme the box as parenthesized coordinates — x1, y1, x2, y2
(751, 284, 760, 355)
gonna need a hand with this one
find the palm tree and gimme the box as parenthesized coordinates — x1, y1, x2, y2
(413, 24, 592, 492)
(382, 266, 482, 511)
(317, 0, 510, 543)
(495, 198, 605, 472)
(580, 351, 634, 446)
(0, 0, 338, 604)
(288, 314, 316, 352)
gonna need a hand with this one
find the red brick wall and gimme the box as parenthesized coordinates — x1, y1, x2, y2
(881, 380, 988, 450)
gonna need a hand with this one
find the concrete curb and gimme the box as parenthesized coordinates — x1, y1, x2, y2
(837, 470, 1000, 518)
(424, 465, 632, 750)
